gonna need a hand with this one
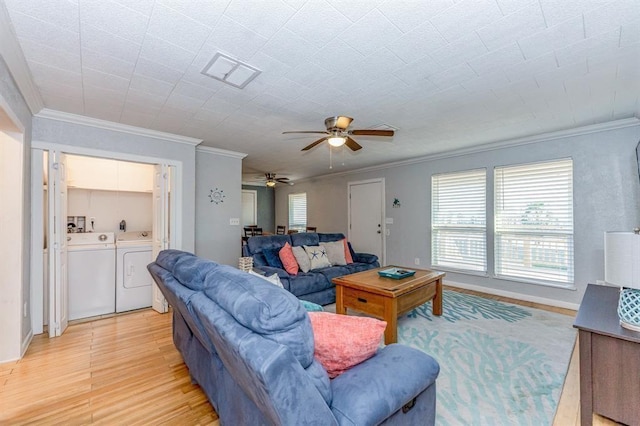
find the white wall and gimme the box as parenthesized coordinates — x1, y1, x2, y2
(276, 122, 640, 308)
(195, 146, 246, 266)
(0, 130, 24, 361)
(68, 189, 152, 233)
(0, 55, 33, 362)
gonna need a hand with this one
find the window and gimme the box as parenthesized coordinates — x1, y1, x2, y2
(431, 169, 487, 273)
(494, 159, 574, 285)
(288, 193, 307, 232)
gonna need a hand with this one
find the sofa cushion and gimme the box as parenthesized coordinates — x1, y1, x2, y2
(344, 262, 374, 274)
(318, 265, 351, 283)
(304, 245, 331, 270)
(155, 249, 194, 271)
(201, 264, 314, 367)
(163, 251, 221, 291)
(292, 246, 311, 273)
(308, 312, 386, 378)
(291, 232, 319, 247)
(321, 240, 347, 266)
(247, 234, 291, 255)
(288, 272, 333, 297)
(263, 248, 284, 269)
(279, 242, 299, 275)
(318, 233, 345, 243)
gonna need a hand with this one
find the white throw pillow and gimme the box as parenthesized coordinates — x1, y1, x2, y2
(321, 240, 347, 266)
(248, 269, 283, 288)
(304, 245, 331, 270)
(292, 246, 311, 273)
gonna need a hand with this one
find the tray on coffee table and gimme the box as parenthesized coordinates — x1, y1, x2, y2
(378, 267, 416, 279)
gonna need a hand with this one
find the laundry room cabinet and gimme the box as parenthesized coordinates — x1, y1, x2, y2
(66, 155, 153, 192)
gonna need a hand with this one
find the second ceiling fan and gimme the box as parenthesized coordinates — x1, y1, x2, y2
(283, 116, 394, 152)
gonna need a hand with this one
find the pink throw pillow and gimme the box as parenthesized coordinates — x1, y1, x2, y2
(308, 312, 386, 378)
(279, 242, 299, 275)
(342, 239, 354, 264)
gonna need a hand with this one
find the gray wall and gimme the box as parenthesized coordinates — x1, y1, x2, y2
(276, 123, 640, 307)
(0, 55, 33, 359)
(196, 148, 243, 266)
(32, 116, 197, 251)
(242, 184, 275, 233)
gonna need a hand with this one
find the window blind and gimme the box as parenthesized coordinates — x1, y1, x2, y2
(494, 158, 574, 285)
(288, 193, 307, 231)
(431, 168, 487, 272)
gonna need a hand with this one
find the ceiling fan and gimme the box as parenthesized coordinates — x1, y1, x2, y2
(283, 116, 395, 152)
(264, 172, 293, 187)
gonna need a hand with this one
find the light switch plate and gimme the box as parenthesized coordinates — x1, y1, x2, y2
(385, 217, 394, 224)
(230, 218, 240, 225)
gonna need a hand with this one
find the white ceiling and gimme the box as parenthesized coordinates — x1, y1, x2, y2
(3, 0, 640, 183)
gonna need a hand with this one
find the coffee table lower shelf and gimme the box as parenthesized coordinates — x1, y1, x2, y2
(333, 267, 445, 344)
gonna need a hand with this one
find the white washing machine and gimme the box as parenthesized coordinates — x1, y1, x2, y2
(68, 232, 116, 320)
(116, 231, 153, 312)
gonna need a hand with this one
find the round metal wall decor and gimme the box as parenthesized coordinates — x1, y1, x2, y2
(209, 187, 225, 204)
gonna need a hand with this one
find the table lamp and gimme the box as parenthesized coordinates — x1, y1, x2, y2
(605, 229, 640, 331)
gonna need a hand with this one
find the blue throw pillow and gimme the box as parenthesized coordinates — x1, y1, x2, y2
(263, 248, 284, 269)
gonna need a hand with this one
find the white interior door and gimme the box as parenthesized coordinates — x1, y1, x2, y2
(348, 179, 385, 264)
(151, 164, 169, 313)
(48, 151, 68, 337)
(242, 189, 257, 228)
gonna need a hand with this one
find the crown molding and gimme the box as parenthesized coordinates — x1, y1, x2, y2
(35, 108, 203, 146)
(0, 3, 44, 115)
(307, 117, 640, 182)
(196, 145, 247, 159)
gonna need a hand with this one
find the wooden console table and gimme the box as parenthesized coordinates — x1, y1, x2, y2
(574, 284, 640, 426)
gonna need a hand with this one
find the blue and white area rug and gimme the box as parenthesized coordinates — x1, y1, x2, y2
(397, 290, 576, 425)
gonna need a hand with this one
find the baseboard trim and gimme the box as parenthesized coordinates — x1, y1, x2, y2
(21, 329, 33, 358)
(445, 280, 580, 311)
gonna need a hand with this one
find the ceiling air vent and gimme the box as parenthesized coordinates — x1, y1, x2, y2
(201, 53, 261, 89)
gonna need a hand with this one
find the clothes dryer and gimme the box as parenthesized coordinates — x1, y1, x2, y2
(116, 231, 153, 312)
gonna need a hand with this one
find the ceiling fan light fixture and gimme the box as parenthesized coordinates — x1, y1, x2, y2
(265, 180, 276, 187)
(328, 136, 346, 147)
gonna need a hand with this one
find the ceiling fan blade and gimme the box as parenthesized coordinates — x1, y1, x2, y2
(302, 137, 328, 151)
(275, 178, 290, 183)
(350, 129, 395, 137)
(345, 137, 363, 151)
(283, 131, 329, 135)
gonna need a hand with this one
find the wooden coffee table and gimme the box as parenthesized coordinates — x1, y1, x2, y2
(333, 267, 445, 344)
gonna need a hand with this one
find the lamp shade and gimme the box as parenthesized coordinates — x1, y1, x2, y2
(605, 232, 640, 289)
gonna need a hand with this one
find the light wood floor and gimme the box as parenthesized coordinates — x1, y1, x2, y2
(0, 288, 620, 425)
(0, 309, 219, 425)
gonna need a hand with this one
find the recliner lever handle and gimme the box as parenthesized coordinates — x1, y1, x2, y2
(402, 397, 417, 414)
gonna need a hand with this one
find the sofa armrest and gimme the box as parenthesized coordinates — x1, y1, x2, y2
(353, 252, 378, 265)
(329, 344, 439, 425)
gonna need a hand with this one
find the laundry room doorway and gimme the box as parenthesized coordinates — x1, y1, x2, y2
(31, 147, 179, 337)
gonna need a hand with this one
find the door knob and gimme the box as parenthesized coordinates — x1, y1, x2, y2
(377, 230, 382, 234)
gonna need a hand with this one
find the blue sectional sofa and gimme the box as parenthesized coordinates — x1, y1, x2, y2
(243, 232, 380, 305)
(148, 249, 440, 425)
